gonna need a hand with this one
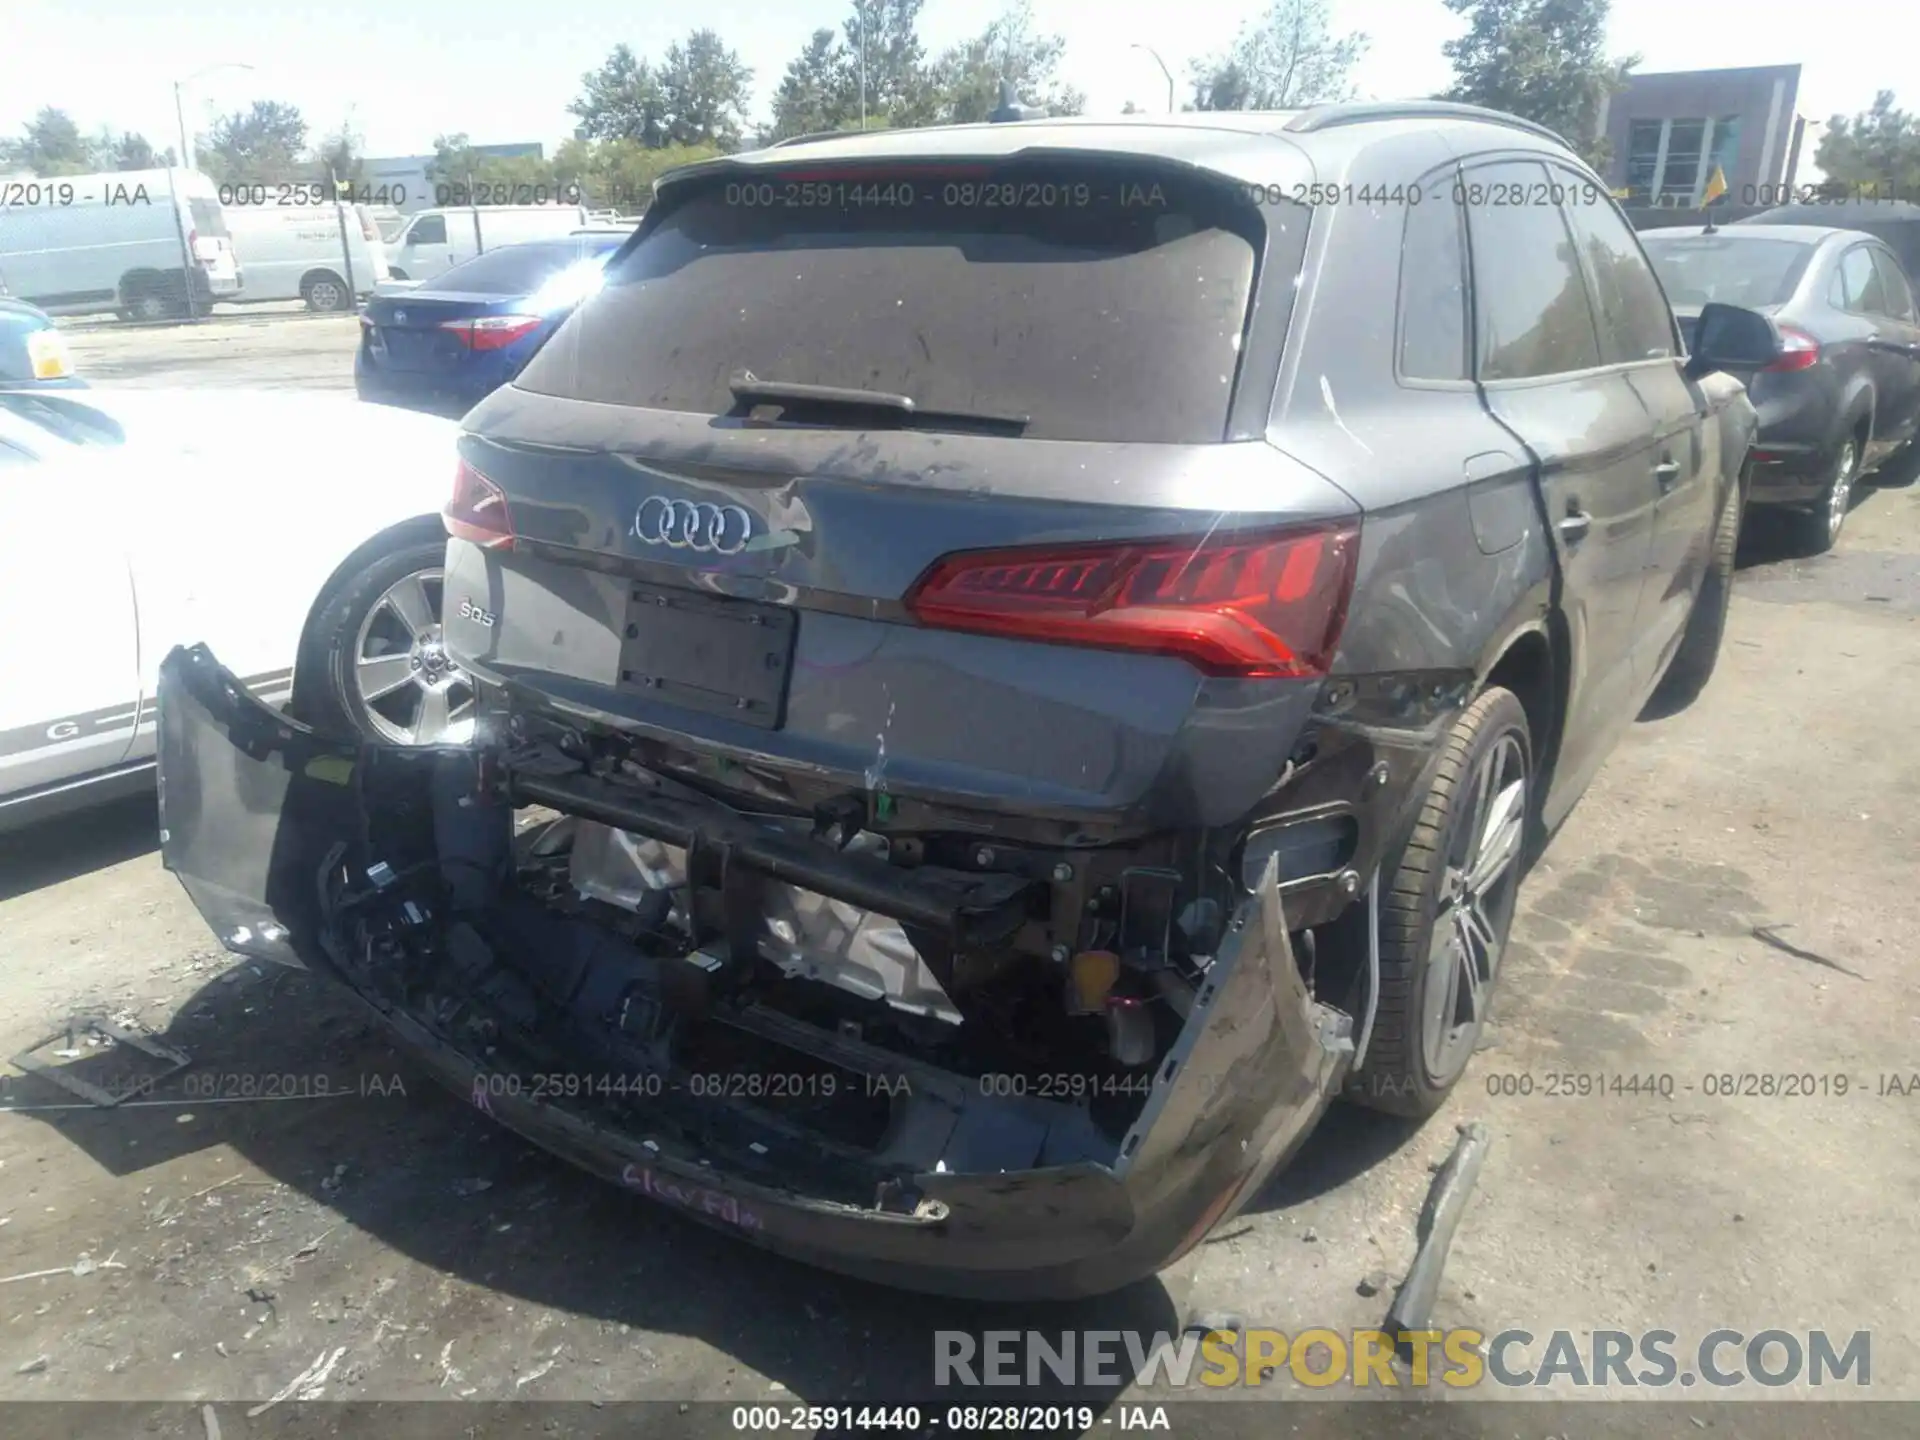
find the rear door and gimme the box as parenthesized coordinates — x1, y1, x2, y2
(1554, 175, 1709, 677)
(1461, 157, 1660, 822)
(1831, 244, 1901, 463)
(1866, 246, 1920, 447)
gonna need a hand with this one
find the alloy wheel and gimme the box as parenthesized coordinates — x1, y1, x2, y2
(350, 567, 476, 745)
(1420, 731, 1528, 1082)
(1826, 439, 1858, 544)
(307, 278, 347, 312)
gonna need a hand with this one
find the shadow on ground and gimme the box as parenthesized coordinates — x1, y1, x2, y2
(0, 791, 158, 902)
(9, 953, 1221, 1410)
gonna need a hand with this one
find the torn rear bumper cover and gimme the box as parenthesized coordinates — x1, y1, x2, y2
(156, 643, 1353, 1299)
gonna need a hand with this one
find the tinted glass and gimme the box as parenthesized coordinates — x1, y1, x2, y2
(518, 163, 1285, 444)
(431, 241, 615, 295)
(1464, 161, 1602, 380)
(1559, 189, 1675, 363)
(1872, 249, 1917, 321)
(1642, 235, 1813, 309)
(1399, 173, 1468, 381)
(407, 214, 447, 245)
(1835, 246, 1885, 313)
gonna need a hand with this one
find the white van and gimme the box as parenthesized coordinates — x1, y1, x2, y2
(384, 204, 590, 282)
(225, 202, 390, 311)
(0, 168, 241, 320)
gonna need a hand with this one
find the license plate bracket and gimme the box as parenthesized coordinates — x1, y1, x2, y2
(618, 583, 796, 730)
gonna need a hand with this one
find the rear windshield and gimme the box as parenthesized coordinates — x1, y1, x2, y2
(517, 162, 1277, 443)
(188, 197, 230, 238)
(433, 240, 617, 295)
(1641, 235, 1813, 309)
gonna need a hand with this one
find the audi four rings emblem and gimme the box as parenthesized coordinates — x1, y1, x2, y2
(632, 496, 754, 555)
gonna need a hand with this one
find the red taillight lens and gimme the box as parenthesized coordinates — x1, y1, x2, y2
(903, 522, 1361, 678)
(439, 315, 542, 351)
(1764, 324, 1821, 372)
(443, 459, 515, 550)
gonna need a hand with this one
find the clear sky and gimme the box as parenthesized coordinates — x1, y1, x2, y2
(0, 0, 1895, 160)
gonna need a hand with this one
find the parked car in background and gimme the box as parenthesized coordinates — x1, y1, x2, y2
(225, 202, 390, 312)
(1642, 224, 1920, 552)
(0, 286, 83, 389)
(0, 167, 241, 320)
(0, 388, 468, 831)
(161, 103, 1779, 1299)
(383, 204, 591, 281)
(355, 233, 624, 414)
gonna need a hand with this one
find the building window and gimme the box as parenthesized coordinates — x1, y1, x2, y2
(1626, 120, 1665, 204)
(1626, 115, 1745, 207)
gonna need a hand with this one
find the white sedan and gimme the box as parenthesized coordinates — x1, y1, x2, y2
(0, 386, 470, 830)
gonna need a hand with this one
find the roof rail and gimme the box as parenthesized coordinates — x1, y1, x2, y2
(1284, 101, 1569, 149)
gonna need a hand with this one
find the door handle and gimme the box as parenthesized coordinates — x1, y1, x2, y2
(1557, 506, 1592, 544)
(1654, 459, 1681, 490)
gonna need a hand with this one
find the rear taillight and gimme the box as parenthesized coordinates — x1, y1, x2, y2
(1764, 324, 1821, 372)
(903, 522, 1361, 679)
(444, 459, 516, 550)
(439, 315, 542, 351)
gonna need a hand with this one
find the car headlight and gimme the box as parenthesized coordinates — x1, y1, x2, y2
(26, 329, 73, 380)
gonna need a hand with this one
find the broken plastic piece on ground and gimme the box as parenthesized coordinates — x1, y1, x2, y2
(8, 1017, 191, 1108)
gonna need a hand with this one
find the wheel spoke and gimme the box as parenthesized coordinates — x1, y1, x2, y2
(380, 572, 438, 638)
(1458, 899, 1498, 993)
(413, 684, 454, 744)
(1466, 778, 1526, 895)
(356, 651, 417, 702)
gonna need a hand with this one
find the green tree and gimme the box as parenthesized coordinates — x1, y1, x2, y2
(928, 2, 1084, 124)
(310, 124, 363, 184)
(1190, 0, 1368, 111)
(1815, 91, 1920, 198)
(843, 0, 938, 126)
(658, 29, 754, 150)
(770, 29, 857, 140)
(97, 130, 166, 170)
(1439, 0, 1634, 172)
(199, 100, 309, 184)
(1, 107, 95, 175)
(570, 44, 668, 147)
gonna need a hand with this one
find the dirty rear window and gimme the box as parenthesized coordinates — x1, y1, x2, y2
(518, 162, 1281, 443)
(1640, 235, 1813, 309)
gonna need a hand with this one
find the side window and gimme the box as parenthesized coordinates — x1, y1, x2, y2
(1870, 250, 1916, 321)
(1398, 171, 1469, 381)
(1463, 160, 1603, 380)
(408, 214, 447, 245)
(1834, 246, 1884, 314)
(1557, 182, 1676, 363)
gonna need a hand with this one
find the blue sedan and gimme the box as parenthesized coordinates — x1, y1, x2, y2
(0, 291, 84, 389)
(355, 233, 626, 416)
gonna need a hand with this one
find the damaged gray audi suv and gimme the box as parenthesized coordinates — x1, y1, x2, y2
(157, 102, 1781, 1299)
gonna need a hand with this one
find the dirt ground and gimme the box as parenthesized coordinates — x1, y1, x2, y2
(3, 318, 1918, 1435)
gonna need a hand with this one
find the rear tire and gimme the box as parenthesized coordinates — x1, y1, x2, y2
(1347, 687, 1532, 1118)
(1789, 432, 1860, 555)
(118, 272, 182, 322)
(302, 271, 353, 313)
(298, 537, 476, 746)
(1641, 472, 1742, 719)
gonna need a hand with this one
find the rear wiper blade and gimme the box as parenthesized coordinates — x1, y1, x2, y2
(729, 371, 916, 413)
(727, 370, 1029, 435)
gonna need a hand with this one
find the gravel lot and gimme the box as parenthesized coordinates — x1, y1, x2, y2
(3, 315, 1918, 1435)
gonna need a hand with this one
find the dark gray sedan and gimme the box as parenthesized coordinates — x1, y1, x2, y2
(1642, 224, 1920, 552)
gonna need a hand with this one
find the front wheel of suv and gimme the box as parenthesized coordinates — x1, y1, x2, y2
(1347, 686, 1532, 1118)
